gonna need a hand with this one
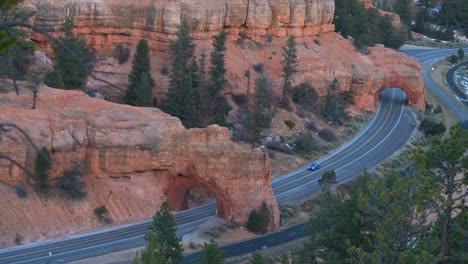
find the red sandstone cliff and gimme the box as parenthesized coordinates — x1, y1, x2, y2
(22, 0, 423, 110)
(26, 0, 335, 52)
(0, 87, 279, 247)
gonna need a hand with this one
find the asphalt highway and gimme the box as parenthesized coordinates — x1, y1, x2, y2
(3, 47, 465, 264)
(401, 47, 468, 121)
(0, 87, 414, 264)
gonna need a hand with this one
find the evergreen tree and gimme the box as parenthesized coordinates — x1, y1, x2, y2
(164, 19, 197, 128)
(136, 231, 173, 264)
(281, 35, 298, 104)
(208, 29, 227, 97)
(35, 147, 51, 190)
(318, 170, 337, 192)
(45, 19, 95, 90)
(247, 209, 261, 233)
(419, 123, 467, 263)
(257, 201, 270, 234)
(251, 251, 268, 264)
(0, 0, 22, 52)
(145, 201, 184, 263)
(394, 0, 412, 26)
(457, 48, 464, 60)
(413, 8, 427, 33)
(199, 238, 224, 264)
(125, 39, 154, 107)
(197, 50, 207, 125)
(321, 90, 336, 121)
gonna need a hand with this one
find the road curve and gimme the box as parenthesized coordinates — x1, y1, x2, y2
(401, 47, 468, 121)
(0, 87, 415, 264)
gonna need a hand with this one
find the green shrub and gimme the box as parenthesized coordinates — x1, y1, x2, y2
(35, 147, 51, 190)
(419, 118, 446, 136)
(113, 43, 130, 64)
(284, 119, 296, 130)
(247, 201, 270, 234)
(94, 205, 107, 218)
(292, 82, 318, 111)
(15, 185, 27, 198)
(318, 128, 337, 142)
(57, 165, 86, 199)
(0, 36, 35, 79)
(294, 133, 318, 154)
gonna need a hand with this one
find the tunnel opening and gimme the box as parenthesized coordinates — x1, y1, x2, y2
(186, 187, 215, 209)
(166, 174, 233, 220)
(374, 87, 408, 107)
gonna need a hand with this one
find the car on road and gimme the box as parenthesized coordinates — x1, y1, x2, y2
(307, 162, 320, 171)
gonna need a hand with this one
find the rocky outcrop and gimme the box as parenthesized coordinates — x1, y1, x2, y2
(26, 0, 335, 53)
(216, 32, 424, 111)
(0, 87, 279, 246)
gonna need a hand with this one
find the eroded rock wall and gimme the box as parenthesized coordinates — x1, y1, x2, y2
(0, 87, 279, 247)
(26, 0, 334, 53)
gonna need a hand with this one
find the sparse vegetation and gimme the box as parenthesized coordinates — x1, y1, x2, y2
(419, 117, 446, 136)
(57, 164, 86, 199)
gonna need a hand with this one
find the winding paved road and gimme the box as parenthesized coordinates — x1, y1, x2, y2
(2, 46, 466, 264)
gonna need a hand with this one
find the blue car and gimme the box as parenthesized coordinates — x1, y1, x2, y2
(307, 162, 320, 171)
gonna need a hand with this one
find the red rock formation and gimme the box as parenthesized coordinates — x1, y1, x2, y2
(26, 0, 335, 53)
(0, 87, 279, 247)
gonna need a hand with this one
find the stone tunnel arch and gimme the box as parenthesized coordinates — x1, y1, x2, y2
(165, 173, 233, 220)
(373, 84, 423, 109)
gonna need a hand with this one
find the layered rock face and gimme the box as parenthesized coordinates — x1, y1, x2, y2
(0, 87, 279, 246)
(27, 0, 335, 52)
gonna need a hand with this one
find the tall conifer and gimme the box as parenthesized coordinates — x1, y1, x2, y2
(164, 19, 197, 128)
(125, 39, 154, 106)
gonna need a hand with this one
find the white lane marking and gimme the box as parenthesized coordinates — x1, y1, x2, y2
(245, 244, 255, 247)
(334, 103, 405, 173)
(8, 216, 215, 264)
(273, 93, 385, 184)
(268, 238, 276, 242)
(288, 232, 296, 236)
(276, 99, 406, 198)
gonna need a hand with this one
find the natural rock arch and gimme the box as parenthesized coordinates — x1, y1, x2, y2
(166, 173, 232, 219)
(373, 85, 420, 108)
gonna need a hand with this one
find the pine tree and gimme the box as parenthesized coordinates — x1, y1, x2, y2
(133, 73, 153, 107)
(251, 251, 269, 264)
(318, 170, 337, 192)
(146, 201, 184, 263)
(208, 29, 227, 97)
(281, 35, 298, 104)
(258, 201, 270, 234)
(137, 231, 173, 264)
(321, 90, 336, 122)
(125, 39, 154, 106)
(419, 123, 467, 263)
(45, 19, 95, 90)
(394, 0, 412, 27)
(457, 48, 464, 60)
(199, 238, 224, 264)
(164, 19, 197, 128)
(35, 147, 51, 190)
(197, 50, 207, 125)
